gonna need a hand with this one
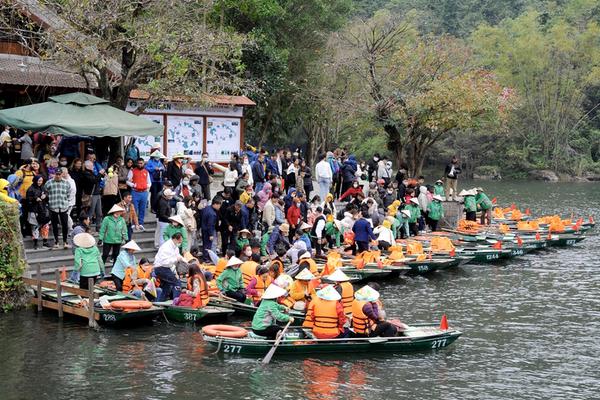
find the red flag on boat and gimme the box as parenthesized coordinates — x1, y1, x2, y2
(516, 236, 523, 247)
(440, 314, 449, 331)
(510, 203, 516, 210)
(428, 250, 432, 260)
(377, 259, 384, 269)
(589, 216, 594, 224)
(535, 232, 541, 240)
(449, 248, 456, 257)
(491, 197, 497, 204)
(492, 241, 502, 249)
(525, 208, 531, 216)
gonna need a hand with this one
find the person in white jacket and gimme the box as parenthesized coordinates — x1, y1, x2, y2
(62, 167, 77, 233)
(373, 220, 394, 250)
(315, 153, 333, 201)
(262, 197, 276, 228)
(223, 161, 239, 190)
(176, 197, 197, 250)
(241, 155, 254, 187)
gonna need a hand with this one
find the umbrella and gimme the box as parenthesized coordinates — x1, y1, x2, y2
(0, 92, 163, 137)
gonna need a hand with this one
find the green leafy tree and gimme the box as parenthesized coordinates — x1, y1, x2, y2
(472, 9, 600, 172)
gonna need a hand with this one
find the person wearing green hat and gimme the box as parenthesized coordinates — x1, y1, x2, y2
(351, 285, 397, 337)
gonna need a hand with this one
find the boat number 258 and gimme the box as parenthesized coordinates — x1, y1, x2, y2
(223, 345, 242, 354)
(431, 339, 447, 349)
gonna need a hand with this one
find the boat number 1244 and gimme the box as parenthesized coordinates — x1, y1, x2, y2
(431, 339, 447, 349)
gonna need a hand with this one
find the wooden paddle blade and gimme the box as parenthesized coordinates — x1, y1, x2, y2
(262, 319, 293, 365)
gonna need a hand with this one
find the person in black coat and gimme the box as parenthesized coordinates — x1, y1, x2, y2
(193, 152, 214, 200)
(367, 153, 380, 182)
(220, 200, 242, 254)
(251, 153, 266, 191)
(166, 156, 186, 188)
(301, 159, 313, 198)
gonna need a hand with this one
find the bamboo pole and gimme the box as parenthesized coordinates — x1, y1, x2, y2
(87, 278, 96, 328)
(55, 269, 63, 318)
(36, 264, 42, 312)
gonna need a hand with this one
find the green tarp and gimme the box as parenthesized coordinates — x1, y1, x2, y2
(0, 92, 163, 137)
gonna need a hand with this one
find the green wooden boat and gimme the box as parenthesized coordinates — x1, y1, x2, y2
(547, 234, 586, 247)
(37, 288, 163, 326)
(338, 266, 393, 281)
(203, 325, 462, 356)
(402, 258, 462, 274)
(454, 247, 513, 263)
(208, 297, 306, 322)
(153, 301, 234, 323)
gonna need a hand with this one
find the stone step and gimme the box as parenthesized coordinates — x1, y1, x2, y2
(23, 227, 157, 250)
(25, 236, 158, 259)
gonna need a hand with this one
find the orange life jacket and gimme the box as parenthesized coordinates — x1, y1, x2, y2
(299, 258, 319, 275)
(271, 259, 284, 275)
(351, 300, 376, 335)
(280, 295, 295, 309)
(240, 260, 258, 287)
(250, 275, 272, 304)
(306, 297, 342, 339)
(187, 276, 209, 309)
(338, 282, 354, 314)
(131, 168, 149, 192)
(215, 258, 228, 278)
(122, 265, 153, 293)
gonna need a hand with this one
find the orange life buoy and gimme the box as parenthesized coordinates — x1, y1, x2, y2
(202, 324, 248, 338)
(110, 300, 152, 310)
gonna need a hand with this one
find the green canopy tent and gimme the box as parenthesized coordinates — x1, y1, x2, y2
(0, 92, 163, 137)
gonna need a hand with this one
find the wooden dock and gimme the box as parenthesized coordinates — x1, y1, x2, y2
(24, 264, 99, 328)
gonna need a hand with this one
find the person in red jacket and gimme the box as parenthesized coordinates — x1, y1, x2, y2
(286, 197, 302, 239)
(339, 180, 364, 202)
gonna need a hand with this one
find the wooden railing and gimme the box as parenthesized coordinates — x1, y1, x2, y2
(23, 264, 99, 328)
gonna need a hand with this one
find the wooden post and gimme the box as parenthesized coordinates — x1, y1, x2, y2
(88, 278, 96, 328)
(55, 269, 63, 318)
(36, 263, 42, 312)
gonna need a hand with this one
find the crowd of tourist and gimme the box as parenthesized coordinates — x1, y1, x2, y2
(0, 127, 495, 321)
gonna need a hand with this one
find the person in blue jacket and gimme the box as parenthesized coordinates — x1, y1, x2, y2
(201, 197, 221, 261)
(352, 211, 376, 253)
(146, 150, 166, 213)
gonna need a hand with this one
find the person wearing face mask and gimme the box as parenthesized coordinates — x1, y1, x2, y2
(382, 186, 397, 209)
(194, 152, 214, 200)
(177, 196, 197, 250)
(377, 156, 393, 185)
(339, 179, 364, 202)
(176, 169, 194, 199)
(126, 158, 151, 230)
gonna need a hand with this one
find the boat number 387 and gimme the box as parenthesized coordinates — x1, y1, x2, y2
(431, 339, 448, 349)
(223, 345, 242, 354)
(184, 313, 197, 321)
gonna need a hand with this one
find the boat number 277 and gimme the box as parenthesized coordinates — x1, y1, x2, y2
(431, 339, 447, 349)
(223, 345, 242, 354)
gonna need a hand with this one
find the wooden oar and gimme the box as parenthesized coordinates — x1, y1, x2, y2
(262, 319, 293, 365)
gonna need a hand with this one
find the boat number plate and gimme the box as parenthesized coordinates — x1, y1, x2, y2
(566, 240, 576, 245)
(184, 313, 197, 321)
(103, 314, 116, 322)
(513, 250, 524, 256)
(223, 345, 242, 354)
(418, 265, 430, 272)
(486, 254, 499, 260)
(431, 339, 447, 349)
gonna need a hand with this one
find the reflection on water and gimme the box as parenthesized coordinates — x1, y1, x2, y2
(0, 181, 599, 400)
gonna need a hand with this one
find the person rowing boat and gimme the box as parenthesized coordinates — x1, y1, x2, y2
(251, 284, 294, 339)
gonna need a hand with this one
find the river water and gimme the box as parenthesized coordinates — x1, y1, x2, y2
(1, 181, 599, 400)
